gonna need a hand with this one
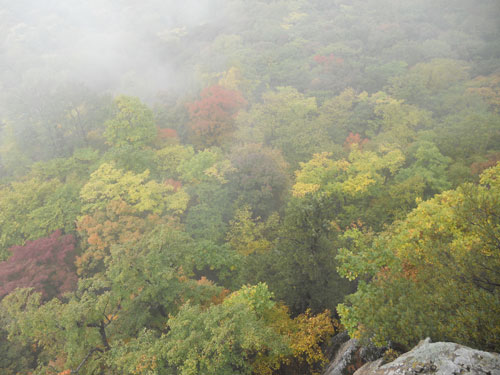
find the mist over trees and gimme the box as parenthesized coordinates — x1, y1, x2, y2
(0, 0, 499, 374)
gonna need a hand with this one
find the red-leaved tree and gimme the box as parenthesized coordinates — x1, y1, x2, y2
(0, 230, 77, 300)
(343, 132, 369, 150)
(187, 85, 246, 148)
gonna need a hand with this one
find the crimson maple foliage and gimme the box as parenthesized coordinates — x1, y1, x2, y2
(187, 84, 246, 148)
(0, 230, 77, 300)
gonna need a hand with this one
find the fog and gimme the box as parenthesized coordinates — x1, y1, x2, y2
(1, 0, 499, 106)
(0, 0, 225, 102)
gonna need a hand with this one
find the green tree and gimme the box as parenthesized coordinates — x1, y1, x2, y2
(0, 177, 81, 260)
(0, 289, 41, 375)
(249, 145, 406, 314)
(337, 164, 500, 351)
(227, 143, 289, 219)
(396, 140, 452, 197)
(104, 96, 157, 149)
(4, 226, 226, 375)
(163, 283, 290, 375)
(236, 87, 332, 167)
(177, 148, 235, 244)
(1, 83, 111, 164)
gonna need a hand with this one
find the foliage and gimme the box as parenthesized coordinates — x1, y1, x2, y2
(467, 71, 500, 113)
(2, 0, 500, 372)
(236, 87, 331, 167)
(104, 96, 157, 149)
(0, 230, 77, 300)
(80, 162, 189, 216)
(155, 144, 195, 180)
(396, 140, 452, 196)
(369, 91, 432, 147)
(284, 309, 337, 375)
(177, 147, 234, 185)
(4, 226, 227, 374)
(293, 146, 404, 201)
(262, 194, 356, 314)
(0, 289, 42, 374)
(0, 177, 81, 260)
(76, 199, 165, 276)
(337, 164, 500, 351)
(227, 205, 280, 256)
(164, 283, 290, 375)
(227, 143, 289, 218)
(1, 83, 111, 165)
(77, 163, 189, 275)
(187, 85, 246, 149)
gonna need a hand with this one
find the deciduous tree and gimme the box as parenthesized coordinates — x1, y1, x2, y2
(337, 164, 500, 351)
(0, 178, 81, 260)
(104, 96, 157, 149)
(0, 230, 77, 300)
(187, 85, 246, 149)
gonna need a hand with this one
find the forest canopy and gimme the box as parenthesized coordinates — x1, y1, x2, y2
(0, 0, 499, 374)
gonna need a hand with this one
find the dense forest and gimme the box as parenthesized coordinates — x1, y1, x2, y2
(0, 0, 499, 374)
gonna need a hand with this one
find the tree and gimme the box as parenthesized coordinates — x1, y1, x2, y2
(177, 148, 235, 244)
(187, 85, 246, 149)
(29, 147, 101, 183)
(385, 57, 479, 117)
(104, 96, 157, 149)
(433, 109, 500, 163)
(316, 88, 359, 144)
(0, 230, 77, 300)
(337, 163, 500, 352)
(0, 289, 43, 374)
(0, 177, 81, 261)
(163, 283, 290, 375)
(251, 145, 405, 314)
(292, 146, 404, 205)
(78, 162, 189, 275)
(103, 144, 158, 175)
(76, 200, 165, 276)
(155, 143, 195, 180)
(177, 147, 234, 185)
(467, 71, 500, 113)
(80, 162, 189, 216)
(395, 140, 452, 196)
(227, 143, 289, 219)
(262, 194, 356, 315)
(236, 87, 331, 167)
(4, 225, 228, 375)
(1, 83, 112, 163)
(227, 205, 280, 256)
(369, 91, 432, 148)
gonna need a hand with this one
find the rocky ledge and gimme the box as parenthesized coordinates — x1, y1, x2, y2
(354, 338, 500, 375)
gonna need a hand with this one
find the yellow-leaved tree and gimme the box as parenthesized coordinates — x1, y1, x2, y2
(77, 162, 189, 275)
(337, 163, 500, 351)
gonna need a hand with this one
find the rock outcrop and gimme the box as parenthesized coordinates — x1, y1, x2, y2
(322, 332, 385, 375)
(354, 338, 500, 375)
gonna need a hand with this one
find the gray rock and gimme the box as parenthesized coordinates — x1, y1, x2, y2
(324, 331, 351, 363)
(354, 338, 500, 375)
(323, 339, 362, 375)
(322, 332, 386, 375)
(322, 337, 360, 375)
